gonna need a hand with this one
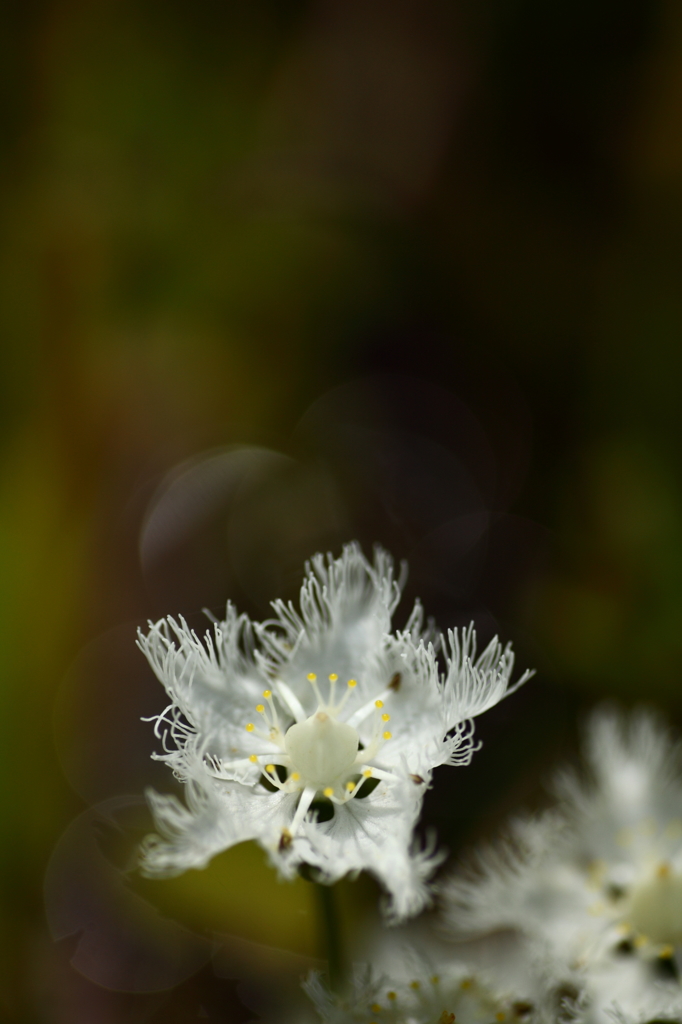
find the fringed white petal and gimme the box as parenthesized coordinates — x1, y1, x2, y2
(443, 624, 534, 722)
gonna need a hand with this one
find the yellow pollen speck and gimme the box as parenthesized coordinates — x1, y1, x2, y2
(262, 690, 271, 699)
(370, 1005, 382, 1014)
(256, 704, 265, 713)
(659, 944, 675, 958)
(249, 755, 258, 763)
(410, 980, 420, 990)
(363, 769, 372, 777)
(307, 673, 317, 682)
(383, 731, 392, 740)
(266, 764, 275, 773)
(387, 991, 397, 1001)
(346, 781, 356, 791)
(635, 935, 649, 949)
(460, 979, 473, 990)
(291, 772, 301, 781)
(323, 787, 334, 797)
(496, 1013, 506, 1022)
(657, 862, 672, 879)
(245, 723, 255, 732)
(348, 679, 357, 688)
(375, 700, 384, 708)
(329, 673, 338, 682)
(617, 923, 632, 936)
(382, 713, 390, 722)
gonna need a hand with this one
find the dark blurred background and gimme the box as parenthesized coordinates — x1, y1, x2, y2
(2, 0, 682, 1020)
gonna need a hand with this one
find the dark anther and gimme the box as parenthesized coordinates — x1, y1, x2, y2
(278, 829, 292, 851)
(615, 939, 634, 955)
(606, 882, 627, 901)
(512, 1002, 534, 1017)
(410, 774, 425, 785)
(654, 955, 679, 982)
(309, 796, 335, 822)
(388, 672, 402, 691)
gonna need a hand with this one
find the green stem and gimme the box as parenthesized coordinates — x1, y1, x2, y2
(315, 882, 346, 993)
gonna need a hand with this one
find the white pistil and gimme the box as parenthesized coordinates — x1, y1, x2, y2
(630, 862, 682, 946)
(285, 709, 359, 789)
(237, 670, 399, 828)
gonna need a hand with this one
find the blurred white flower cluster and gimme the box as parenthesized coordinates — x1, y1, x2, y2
(440, 708, 682, 1024)
(304, 960, 539, 1024)
(138, 543, 530, 919)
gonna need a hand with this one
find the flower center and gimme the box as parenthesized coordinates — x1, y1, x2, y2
(629, 862, 682, 946)
(284, 711, 359, 790)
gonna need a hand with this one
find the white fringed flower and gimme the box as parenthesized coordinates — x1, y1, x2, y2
(138, 543, 530, 919)
(443, 708, 682, 1022)
(303, 961, 540, 1024)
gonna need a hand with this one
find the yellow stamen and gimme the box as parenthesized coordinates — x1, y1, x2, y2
(382, 713, 390, 722)
(387, 991, 397, 1001)
(256, 704, 265, 713)
(370, 1005, 382, 1014)
(657, 862, 672, 879)
(410, 980, 420, 990)
(383, 731, 392, 740)
(347, 679, 357, 688)
(265, 764, 275, 774)
(635, 934, 649, 948)
(460, 979, 473, 990)
(307, 672, 317, 681)
(245, 723, 254, 732)
(659, 944, 675, 958)
(323, 787, 334, 797)
(346, 781, 356, 792)
(249, 754, 258, 763)
(375, 699, 384, 708)
(262, 689, 271, 698)
(329, 673, 338, 682)
(363, 769, 372, 777)
(291, 772, 301, 781)
(496, 1014, 506, 1022)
